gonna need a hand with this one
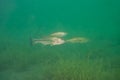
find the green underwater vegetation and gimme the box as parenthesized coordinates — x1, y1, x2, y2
(0, 41, 120, 80)
(41, 58, 120, 80)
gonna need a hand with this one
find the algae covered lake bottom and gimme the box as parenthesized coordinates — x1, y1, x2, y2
(0, 0, 120, 80)
(0, 37, 120, 80)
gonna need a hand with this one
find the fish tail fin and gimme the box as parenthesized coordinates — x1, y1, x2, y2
(29, 36, 35, 46)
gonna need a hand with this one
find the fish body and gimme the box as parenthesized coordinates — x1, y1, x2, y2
(50, 37, 65, 45)
(32, 37, 65, 46)
(50, 32, 67, 37)
(66, 37, 88, 43)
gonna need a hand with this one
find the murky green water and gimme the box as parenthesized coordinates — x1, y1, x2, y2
(0, 0, 120, 80)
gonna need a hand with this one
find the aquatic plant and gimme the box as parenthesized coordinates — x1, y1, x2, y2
(42, 59, 115, 80)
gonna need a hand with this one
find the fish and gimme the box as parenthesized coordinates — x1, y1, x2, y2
(31, 32, 89, 46)
(66, 37, 89, 43)
(50, 32, 67, 37)
(32, 37, 65, 46)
